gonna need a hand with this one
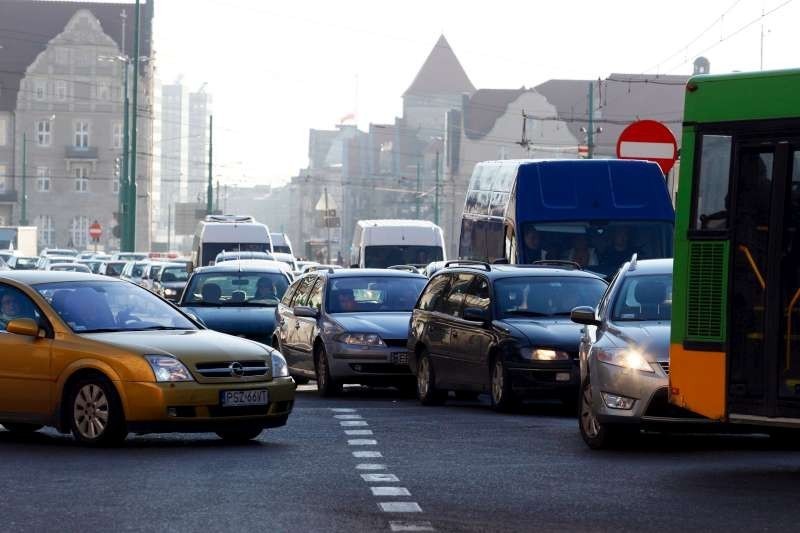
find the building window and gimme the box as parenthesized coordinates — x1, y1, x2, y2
(74, 120, 89, 148)
(34, 80, 46, 100)
(0, 164, 6, 193)
(113, 178, 120, 194)
(36, 120, 52, 147)
(75, 167, 89, 193)
(36, 166, 51, 192)
(56, 47, 69, 65)
(36, 215, 55, 248)
(56, 80, 68, 101)
(0, 118, 6, 146)
(112, 122, 123, 149)
(70, 216, 89, 249)
(98, 83, 110, 101)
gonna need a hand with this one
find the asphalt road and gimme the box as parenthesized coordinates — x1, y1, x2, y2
(2, 386, 800, 532)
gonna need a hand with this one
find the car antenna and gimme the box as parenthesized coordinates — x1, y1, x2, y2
(629, 253, 638, 271)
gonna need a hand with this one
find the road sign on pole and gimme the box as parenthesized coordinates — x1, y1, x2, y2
(89, 220, 102, 241)
(616, 119, 678, 176)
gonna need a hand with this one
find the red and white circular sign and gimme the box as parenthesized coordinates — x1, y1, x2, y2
(616, 119, 678, 176)
(89, 220, 102, 240)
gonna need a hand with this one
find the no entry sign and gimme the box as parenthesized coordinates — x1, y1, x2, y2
(616, 119, 678, 176)
(89, 220, 102, 241)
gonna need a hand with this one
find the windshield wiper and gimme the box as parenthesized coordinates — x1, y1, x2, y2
(80, 328, 122, 334)
(128, 326, 191, 331)
(504, 310, 552, 317)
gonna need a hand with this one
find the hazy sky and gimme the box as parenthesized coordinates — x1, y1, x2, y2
(153, 0, 799, 187)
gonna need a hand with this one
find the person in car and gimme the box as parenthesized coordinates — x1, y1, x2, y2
(254, 277, 279, 301)
(0, 291, 24, 330)
(336, 290, 358, 312)
(601, 227, 634, 271)
(523, 226, 548, 262)
(201, 283, 222, 304)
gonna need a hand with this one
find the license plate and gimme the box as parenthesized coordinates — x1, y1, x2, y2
(556, 372, 571, 382)
(390, 352, 409, 365)
(220, 389, 269, 407)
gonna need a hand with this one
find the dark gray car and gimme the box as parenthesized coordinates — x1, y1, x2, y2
(273, 269, 427, 396)
(571, 257, 708, 449)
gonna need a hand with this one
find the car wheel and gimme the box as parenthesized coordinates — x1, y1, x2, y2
(69, 376, 127, 446)
(417, 352, 447, 406)
(2, 423, 43, 433)
(454, 391, 480, 402)
(315, 344, 341, 397)
(490, 359, 516, 412)
(578, 378, 636, 450)
(216, 427, 263, 443)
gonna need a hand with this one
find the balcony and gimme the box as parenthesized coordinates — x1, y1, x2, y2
(0, 190, 19, 203)
(64, 146, 99, 160)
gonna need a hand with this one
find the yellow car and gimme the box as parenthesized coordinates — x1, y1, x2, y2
(0, 271, 295, 445)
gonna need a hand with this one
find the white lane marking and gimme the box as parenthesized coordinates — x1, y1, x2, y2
(296, 384, 317, 392)
(348, 439, 378, 446)
(379, 502, 422, 513)
(353, 451, 383, 458)
(389, 521, 434, 531)
(334, 414, 363, 420)
(356, 463, 386, 470)
(340, 420, 369, 427)
(329, 408, 356, 412)
(345, 429, 374, 436)
(361, 473, 399, 482)
(618, 140, 675, 159)
(371, 487, 411, 497)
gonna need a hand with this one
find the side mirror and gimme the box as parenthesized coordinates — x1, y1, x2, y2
(6, 318, 40, 337)
(293, 306, 320, 319)
(570, 306, 600, 326)
(463, 307, 489, 323)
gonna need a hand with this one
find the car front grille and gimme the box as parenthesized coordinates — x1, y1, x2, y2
(658, 361, 670, 375)
(195, 360, 269, 378)
(383, 339, 409, 348)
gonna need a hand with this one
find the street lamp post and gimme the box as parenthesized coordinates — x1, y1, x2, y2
(20, 132, 27, 226)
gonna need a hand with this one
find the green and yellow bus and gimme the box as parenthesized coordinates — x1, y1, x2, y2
(670, 69, 800, 427)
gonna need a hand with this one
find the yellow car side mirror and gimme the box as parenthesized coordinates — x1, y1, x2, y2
(6, 318, 40, 337)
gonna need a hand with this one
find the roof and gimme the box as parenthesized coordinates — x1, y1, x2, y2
(0, 0, 154, 111)
(0, 271, 117, 285)
(623, 258, 673, 276)
(321, 268, 426, 279)
(403, 35, 475, 97)
(356, 219, 442, 228)
(440, 263, 607, 281)
(194, 261, 290, 275)
(463, 88, 527, 140)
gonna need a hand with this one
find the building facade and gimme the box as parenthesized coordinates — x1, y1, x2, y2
(187, 90, 209, 204)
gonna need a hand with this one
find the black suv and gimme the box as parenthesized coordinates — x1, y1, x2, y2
(408, 261, 607, 410)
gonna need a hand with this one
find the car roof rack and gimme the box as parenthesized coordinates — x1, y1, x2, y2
(443, 260, 492, 272)
(387, 265, 422, 273)
(530, 260, 582, 270)
(628, 253, 639, 271)
(305, 265, 336, 274)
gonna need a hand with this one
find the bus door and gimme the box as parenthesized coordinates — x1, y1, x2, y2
(728, 139, 800, 418)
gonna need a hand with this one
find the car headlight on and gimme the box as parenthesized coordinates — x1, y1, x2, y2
(145, 355, 194, 382)
(164, 288, 177, 296)
(271, 351, 290, 378)
(523, 348, 570, 361)
(337, 333, 385, 347)
(595, 347, 654, 373)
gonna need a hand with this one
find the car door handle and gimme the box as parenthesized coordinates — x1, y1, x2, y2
(294, 323, 301, 329)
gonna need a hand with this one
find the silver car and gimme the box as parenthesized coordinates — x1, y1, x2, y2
(571, 258, 707, 449)
(273, 269, 427, 396)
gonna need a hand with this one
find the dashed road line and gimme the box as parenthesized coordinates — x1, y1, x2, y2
(348, 439, 378, 446)
(361, 473, 400, 483)
(345, 429, 374, 436)
(356, 463, 387, 470)
(334, 414, 363, 420)
(353, 451, 383, 458)
(389, 521, 435, 532)
(340, 420, 369, 426)
(371, 487, 411, 497)
(379, 502, 423, 513)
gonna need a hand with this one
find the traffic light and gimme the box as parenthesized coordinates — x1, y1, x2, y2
(112, 211, 121, 239)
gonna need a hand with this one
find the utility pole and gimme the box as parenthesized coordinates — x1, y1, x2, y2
(215, 180, 220, 213)
(434, 151, 440, 226)
(20, 132, 27, 225)
(415, 161, 421, 219)
(207, 115, 213, 215)
(324, 187, 331, 264)
(127, 0, 141, 251)
(167, 203, 172, 251)
(587, 81, 594, 159)
(120, 58, 130, 250)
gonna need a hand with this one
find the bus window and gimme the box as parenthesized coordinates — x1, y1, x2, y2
(694, 135, 732, 230)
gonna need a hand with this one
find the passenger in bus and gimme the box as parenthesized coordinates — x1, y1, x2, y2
(565, 235, 598, 268)
(522, 226, 548, 262)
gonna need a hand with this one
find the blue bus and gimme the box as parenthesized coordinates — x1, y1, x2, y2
(458, 159, 675, 276)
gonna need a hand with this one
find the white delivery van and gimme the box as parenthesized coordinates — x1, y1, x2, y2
(192, 215, 272, 267)
(350, 220, 446, 269)
(269, 233, 294, 256)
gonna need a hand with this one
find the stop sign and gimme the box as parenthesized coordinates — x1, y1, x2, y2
(89, 220, 102, 240)
(616, 120, 678, 176)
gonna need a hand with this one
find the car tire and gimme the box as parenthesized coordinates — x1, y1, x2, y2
(2, 423, 43, 434)
(417, 352, 447, 406)
(216, 427, 263, 443)
(454, 391, 480, 402)
(69, 376, 127, 447)
(490, 358, 516, 412)
(315, 344, 342, 397)
(579, 377, 636, 450)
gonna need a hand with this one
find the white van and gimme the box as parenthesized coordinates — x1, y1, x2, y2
(192, 215, 272, 268)
(270, 233, 294, 256)
(350, 220, 446, 269)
